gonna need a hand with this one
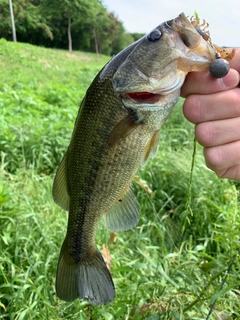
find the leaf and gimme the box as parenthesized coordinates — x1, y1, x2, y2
(101, 244, 112, 270)
(109, 232, 117, 244)
(133, 176, 154, 195)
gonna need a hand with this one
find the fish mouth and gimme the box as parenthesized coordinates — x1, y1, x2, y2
(122, 72, 185, 106)
(126, 92, 162, 104)
(122, 89, 180, 111)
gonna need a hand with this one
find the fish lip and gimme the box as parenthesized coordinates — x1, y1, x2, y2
(165, 19, 174, 28)
(172, 12, 192, 29)
(164, 13, 190, 31)
(115, 71, 186, 98)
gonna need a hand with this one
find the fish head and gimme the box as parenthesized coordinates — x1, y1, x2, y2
(111, 12, 218, 109)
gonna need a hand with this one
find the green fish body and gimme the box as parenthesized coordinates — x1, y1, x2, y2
(53, 13, 218, 305)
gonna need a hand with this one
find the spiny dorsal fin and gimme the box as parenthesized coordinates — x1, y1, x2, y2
(52, 151, 70, 211)
(104, 187, 139, 232)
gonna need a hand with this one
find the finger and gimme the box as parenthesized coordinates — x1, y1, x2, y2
(204, 140, 240, 177)
(195, 117, 240, 147)
(181, 68, 239, 97)
(215, 164, 240, 180)
(183, 88, 240, 123)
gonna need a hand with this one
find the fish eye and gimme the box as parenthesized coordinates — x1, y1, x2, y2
(147, 29, 162, 42)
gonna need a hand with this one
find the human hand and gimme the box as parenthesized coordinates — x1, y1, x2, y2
(181, 49, 240, 181)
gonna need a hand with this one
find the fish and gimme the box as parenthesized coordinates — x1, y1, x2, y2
(52, 12, 222, 306)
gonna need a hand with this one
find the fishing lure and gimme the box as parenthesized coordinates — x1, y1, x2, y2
(189, 15, 235, 78)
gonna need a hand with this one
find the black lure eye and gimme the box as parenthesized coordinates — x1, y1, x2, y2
(147, 29, 162, 42)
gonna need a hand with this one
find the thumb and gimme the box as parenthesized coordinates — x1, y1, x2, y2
(181, 68, 239, 97)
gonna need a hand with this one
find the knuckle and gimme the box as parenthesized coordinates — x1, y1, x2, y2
(230, 89, 240, 110)
(183, 95, 201, 123)
(195, 122, 216, 146)
(204, 147, 224, 170)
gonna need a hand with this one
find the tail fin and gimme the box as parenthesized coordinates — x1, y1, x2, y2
(55, 239, 115, 305)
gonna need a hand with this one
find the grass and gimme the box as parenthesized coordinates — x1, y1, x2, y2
(1, 39, 240, 319)
(0, 38, 109, 174)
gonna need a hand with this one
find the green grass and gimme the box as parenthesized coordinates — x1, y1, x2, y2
(1, 39, 240, 319)
(0, 38, 109, 174)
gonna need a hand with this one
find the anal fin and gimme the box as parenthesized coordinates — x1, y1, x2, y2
(104, 186, 139, 232)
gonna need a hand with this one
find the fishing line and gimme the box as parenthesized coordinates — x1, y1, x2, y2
(186, 137, 196, 211)
(181, 137, 196, 232)
(184, 139, 240, 319)
(205, 247, 240, 319)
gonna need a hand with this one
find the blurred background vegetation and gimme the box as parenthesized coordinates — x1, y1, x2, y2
(0, 0, 144, 55)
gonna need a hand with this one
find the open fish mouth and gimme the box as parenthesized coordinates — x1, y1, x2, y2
(122, 69, 186, 105)
(122, 89, 179, 113)
(122, 70, 186, 108)
(126, 92, 162, 104)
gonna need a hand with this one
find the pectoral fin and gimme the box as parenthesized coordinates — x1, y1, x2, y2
(141, 130, 160, 166)
(104, 186, 139, 232)
(52, 152, 70, 211)
(107, 111, 142, 148)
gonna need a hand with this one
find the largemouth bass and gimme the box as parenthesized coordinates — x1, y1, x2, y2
(52, 13, 225, 305)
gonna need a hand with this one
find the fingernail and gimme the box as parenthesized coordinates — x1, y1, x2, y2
(221, 69, 239, 88)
